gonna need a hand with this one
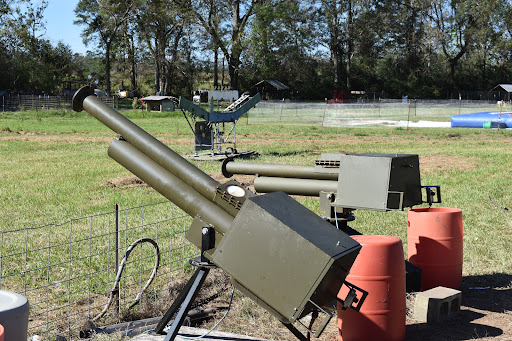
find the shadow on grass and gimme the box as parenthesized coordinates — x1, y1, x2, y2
(406, 273, 512, 340)
(461, 273, 512, 313)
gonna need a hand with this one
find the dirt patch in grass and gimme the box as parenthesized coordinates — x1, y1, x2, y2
(0, 133, 194, 147)
(0, 134, 114, 143)
(192, 274, 512, 341)
(420, 154, 477, 174)
(210, 173, 256, 192)
(405, 274, 512, 341)
(103, 176, 149, 188)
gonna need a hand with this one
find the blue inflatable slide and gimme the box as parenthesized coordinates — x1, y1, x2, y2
(451, 111, 512, 128)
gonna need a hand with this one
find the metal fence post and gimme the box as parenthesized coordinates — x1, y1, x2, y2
(322, 103, 327, 127)
(114, 203, 121, 317)
(407, 99, 411, 128)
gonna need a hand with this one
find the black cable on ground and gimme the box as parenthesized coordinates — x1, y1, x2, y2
(489, 195, 509, 211)
(92, 237, 160, 321)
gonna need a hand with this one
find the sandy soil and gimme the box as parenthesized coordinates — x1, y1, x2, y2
(405, 274, 512, 340)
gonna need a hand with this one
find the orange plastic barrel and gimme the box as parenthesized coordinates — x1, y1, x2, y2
(337, 235, 406, 341)
(408, 207, 463, 290)
(0, 324, 3, 341)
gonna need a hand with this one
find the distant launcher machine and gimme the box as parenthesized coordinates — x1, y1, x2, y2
(222, 153, 442, 232)
(72, 86, 364, 341)
(180, 90, 261, 158)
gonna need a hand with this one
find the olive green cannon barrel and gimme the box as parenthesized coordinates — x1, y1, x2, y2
(222, 158, 338, 180)
(72, 86, 233, 235)
(254, 177, 338, 196)
(108, 138, 234, 234)
(73, 86, 219, 201)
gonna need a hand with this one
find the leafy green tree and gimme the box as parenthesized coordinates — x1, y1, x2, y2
(75, 0, 135, 94)
(241, 0, 326, 98)
(173, 0, 267, 91)
(0, 0, 47, 90)
(134, 0, 190, 95)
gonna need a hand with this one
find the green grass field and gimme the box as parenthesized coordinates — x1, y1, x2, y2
(2, 108, 512, 277)
(1, 108, 511, 339)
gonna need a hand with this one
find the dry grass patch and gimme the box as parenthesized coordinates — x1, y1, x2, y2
(420, 154, 477, 175)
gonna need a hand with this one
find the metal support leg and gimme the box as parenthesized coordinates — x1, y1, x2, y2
(282, 322, 308, 341)
(154, 226, 215, 340)
(154, 267, 210, 340)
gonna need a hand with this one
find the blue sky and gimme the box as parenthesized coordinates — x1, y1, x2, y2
(43, 0, 89, 54)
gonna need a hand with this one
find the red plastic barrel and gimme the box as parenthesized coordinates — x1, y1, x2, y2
(408, 207, 463, 290)
(0, 324, 4, 341)
(337, 235, 406, 341)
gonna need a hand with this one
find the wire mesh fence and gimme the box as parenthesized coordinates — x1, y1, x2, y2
(0, 201, 196, 340)
(247, 99, 506, 126)
(1, 94, 116, 112)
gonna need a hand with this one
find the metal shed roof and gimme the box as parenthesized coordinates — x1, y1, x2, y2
(494, 84, 512, 93)
(141, 96, 174, 101)
(252, 80, 289, 90)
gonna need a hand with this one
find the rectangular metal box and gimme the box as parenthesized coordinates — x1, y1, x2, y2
(194, 121, 213, 152)
(336, 153, 422, 211)
(208, 191, 361, 322)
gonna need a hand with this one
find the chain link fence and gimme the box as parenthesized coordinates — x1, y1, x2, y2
(0, 201, 196, 340)
(247, 99, 504, 126)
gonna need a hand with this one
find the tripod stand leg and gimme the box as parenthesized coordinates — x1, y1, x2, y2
(282, 322, 308, 341)
(154, 267, 210, 340)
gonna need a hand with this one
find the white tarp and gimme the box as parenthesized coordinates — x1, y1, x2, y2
(209, 90, 238, 101)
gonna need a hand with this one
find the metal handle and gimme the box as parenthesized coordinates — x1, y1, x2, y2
(422, 185, 442, 206)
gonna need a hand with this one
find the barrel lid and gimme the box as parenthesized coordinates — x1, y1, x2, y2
(0, 290, 28, 312)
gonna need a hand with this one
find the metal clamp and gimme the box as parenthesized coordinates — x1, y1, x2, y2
(422, 185, 441, 206)
(337, 280, 368, 312)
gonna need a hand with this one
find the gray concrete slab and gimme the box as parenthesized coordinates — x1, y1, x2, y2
(132, 326, 270, 341)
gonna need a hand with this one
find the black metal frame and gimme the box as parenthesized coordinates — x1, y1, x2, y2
(153, 226, 216, 341)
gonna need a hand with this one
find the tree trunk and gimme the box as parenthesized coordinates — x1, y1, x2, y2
(228, 53, 239, 90)
(214, 46, 219, 88)
(221, 54, 225, 88)
(129, 35, 137, 91)
(328, 0, 341, 88)
(155, 58, 161, 95)
(163, 32, 182, 95)
(229, 1, 240, 90)
(346, 0, 353, 91)
(105, 40, 112, 95)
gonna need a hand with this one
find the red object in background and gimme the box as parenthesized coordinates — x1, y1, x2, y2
(337, 235, 406, 341)
(408, 207, 463, 290)
(327, 89, 348, 103)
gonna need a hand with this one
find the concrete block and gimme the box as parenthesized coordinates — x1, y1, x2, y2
(413, 286, 461, 323)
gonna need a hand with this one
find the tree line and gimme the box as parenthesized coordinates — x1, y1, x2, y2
(2, 0, 512, 100)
